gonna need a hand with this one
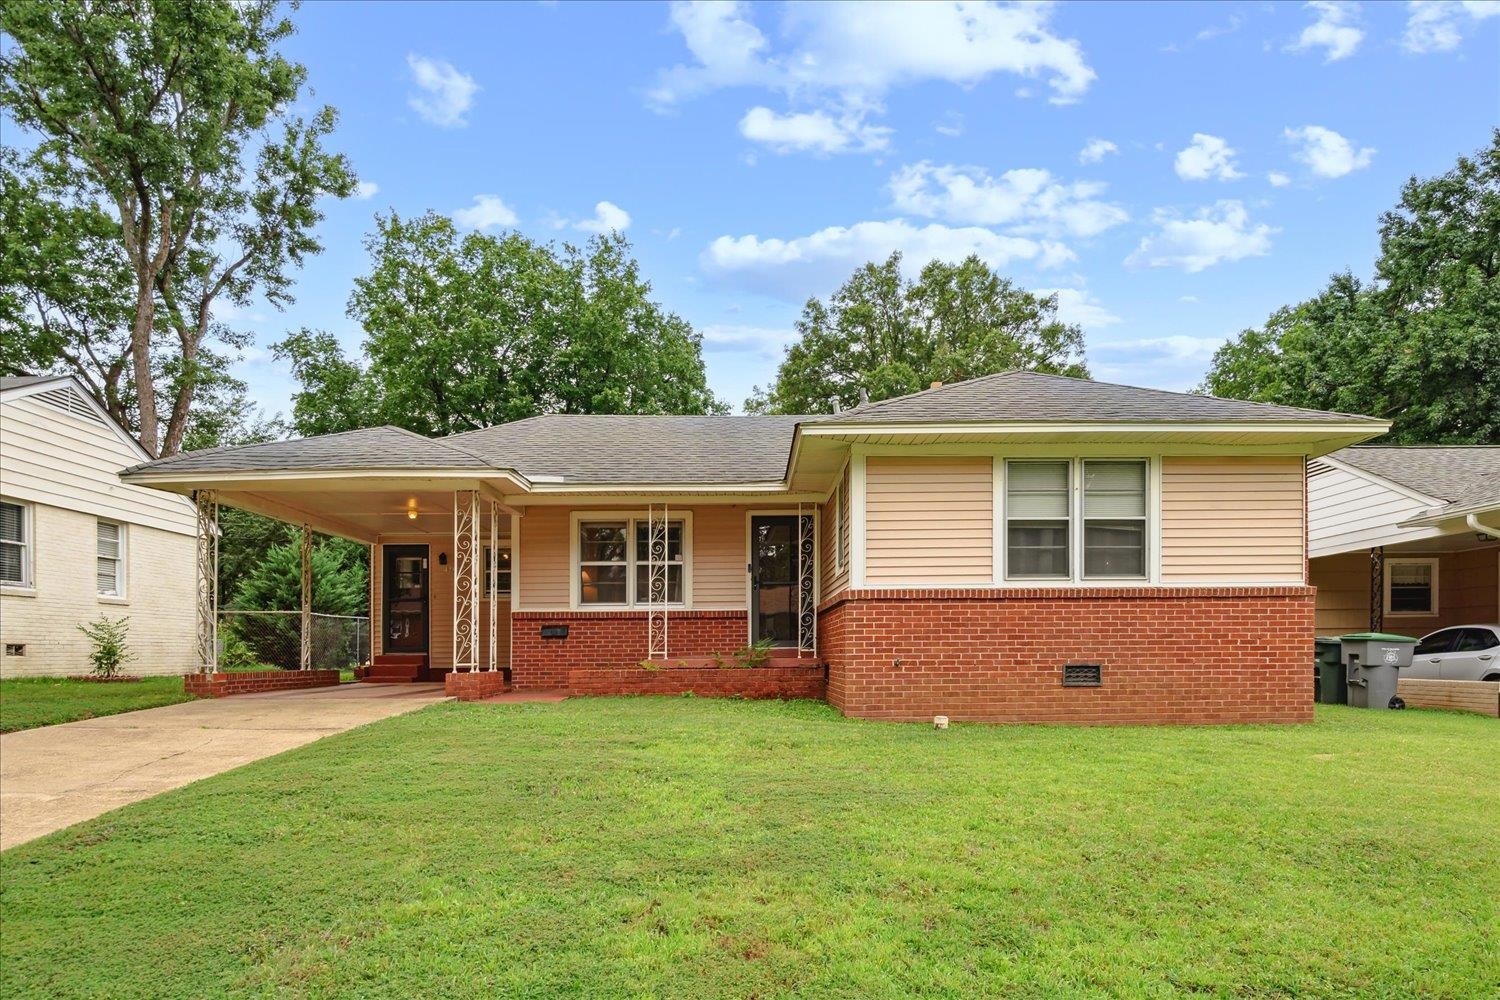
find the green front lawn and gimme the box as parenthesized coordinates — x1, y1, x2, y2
(0, 676, 193, 733)
(2, 700, 1496, 998)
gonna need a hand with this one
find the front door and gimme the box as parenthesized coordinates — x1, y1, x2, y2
(383, 544, 429, 653)
(751, 515, 799, 647)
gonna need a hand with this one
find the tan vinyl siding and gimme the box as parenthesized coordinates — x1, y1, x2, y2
(1310, 551, 1369, 634)
(865, 456, 993, 585)
(1311, 546, 1499, 636)
(692, 506, 747, 607)
(820, 478, 850, 600)
(1160, 456, 1305, 583)
(515, 504, 751, 610)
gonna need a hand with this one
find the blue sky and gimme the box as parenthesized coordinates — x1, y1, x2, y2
(224, 0, 1498, 417)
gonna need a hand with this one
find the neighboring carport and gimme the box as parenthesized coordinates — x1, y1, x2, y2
(0, 683, 448, 851)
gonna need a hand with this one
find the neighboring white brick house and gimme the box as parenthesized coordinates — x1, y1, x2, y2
(1, 376, 197, 677)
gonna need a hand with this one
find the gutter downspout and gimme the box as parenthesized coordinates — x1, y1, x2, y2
(1466, 513, 1500, 538)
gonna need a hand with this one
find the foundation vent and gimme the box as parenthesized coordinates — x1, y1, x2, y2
(1062, 663, 1101, 687)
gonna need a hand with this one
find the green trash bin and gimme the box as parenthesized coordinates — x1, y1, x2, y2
(1314, 637, 1345, 704)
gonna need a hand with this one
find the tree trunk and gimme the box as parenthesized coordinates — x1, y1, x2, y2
(129, 277, 159, 456)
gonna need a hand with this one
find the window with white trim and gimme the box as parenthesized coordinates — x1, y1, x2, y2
(577, 518, 686, 607)
(484, 546, 511, 595)
(833, 480, 845, 572)
(1385, 558, 1437, 615)
(96, 520, 124, 597)
(0, 500, 30, 587)
(1005, 461, 1071, 578)
(1082, 460, 1147, 579)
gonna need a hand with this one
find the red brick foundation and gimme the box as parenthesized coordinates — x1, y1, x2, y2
(183, 669, 341, 698)
(567, 665, 826, 699)
(510, 610, 748, 690)
(817, 587, 1316, 725)
(445, 670, 510, 701)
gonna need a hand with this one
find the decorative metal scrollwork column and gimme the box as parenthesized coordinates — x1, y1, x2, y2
(299, 524, 312, 670)
(797, 505, 816, 655)
(1369, 545, 1384, 632)
(487, 499, 499, 672)
(647, 502, 669, 660)
(453, 489, 480, 672)
(194, 490, 219, 673)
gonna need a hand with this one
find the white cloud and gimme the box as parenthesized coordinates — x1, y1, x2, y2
(1178, 294, 1199, 303)
(1284, 125, 1375, 177)
(1035, 287, 1121, 329)
(1267, 171, 1292, 187)
(738, 106, 892, 154)
(934, 111, 965, 137)
(1078, 138, 1118, 164)
(1125, 201, 1275, 272)
(1174, 133, 1243, 181)
(888, 162, 1129, 238)
(702, 219, 1059, 300)
(453, 194, 518, 231)
(650, 1, 1095, 108)
(406, 54, 479, 128)
(572, 200, 632, 234)
(353, 180, 380, 200)
(1290, 2, 1365, 62)
(699, 324, 800, 358)
(1403, 1, 1500, 53)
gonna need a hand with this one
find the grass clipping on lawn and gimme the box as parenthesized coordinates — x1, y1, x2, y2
(2, 699, 1496, 998)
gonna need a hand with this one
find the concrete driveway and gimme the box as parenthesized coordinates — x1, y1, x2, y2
(0, 683, 449, 851)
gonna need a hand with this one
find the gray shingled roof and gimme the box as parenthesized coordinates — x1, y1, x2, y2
(122, 425, 495, 475)
(807, 370, 1383, 425)
(447, 415, 803, 484)
(123, 371, 1386, 486)
(1333, 445, 1500, 504)
(1, 374, 66, 392)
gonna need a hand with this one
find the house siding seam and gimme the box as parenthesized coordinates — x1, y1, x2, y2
(509, 609, 748, 689)
(816, 586, 1314, 725)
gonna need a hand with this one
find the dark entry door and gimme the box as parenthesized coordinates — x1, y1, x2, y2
(751, 515, 799, 647)
(383, 544, 429, 653)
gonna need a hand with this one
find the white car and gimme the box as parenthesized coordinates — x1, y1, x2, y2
(1408, 625, 1500, 682)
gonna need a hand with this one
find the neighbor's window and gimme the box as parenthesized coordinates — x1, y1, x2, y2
(1082, 460, 1147, 578)
(484, 546, 511, 595)
(1006, 461, 1071, 578)
(577, 518, 686, 606)
(96, 520, 124, 597)
(633, 520, 684, 604)
(0, 500, 29, 587)
(1386, 558, 1437, 615)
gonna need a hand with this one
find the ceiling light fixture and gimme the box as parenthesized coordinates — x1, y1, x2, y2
(406, 498, 419, 521)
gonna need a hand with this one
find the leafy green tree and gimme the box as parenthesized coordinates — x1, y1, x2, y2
(746, 253, 1089, 414)
(0, 0, 356, 456)
(276, 215, 724, 436)
(230, 539, 367, 616)
(1202, 131, 1499, 443)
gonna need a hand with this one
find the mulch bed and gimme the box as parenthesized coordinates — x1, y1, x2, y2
(63, 675, 147, 683)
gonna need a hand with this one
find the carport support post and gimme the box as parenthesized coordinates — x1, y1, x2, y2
(300, 524, 312, 671)
(194, 490, 219, 674)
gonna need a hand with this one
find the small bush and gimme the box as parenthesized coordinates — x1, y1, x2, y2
(76, 615, 135, 679)
(732, 637, 776, 668)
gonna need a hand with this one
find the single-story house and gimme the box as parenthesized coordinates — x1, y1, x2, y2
(1308, 445, 1500, 638)
(121, 371, 1389, 724)
(1, 375, 199, 677)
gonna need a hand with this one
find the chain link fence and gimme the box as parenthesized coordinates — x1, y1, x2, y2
(218, 611, 370, 671)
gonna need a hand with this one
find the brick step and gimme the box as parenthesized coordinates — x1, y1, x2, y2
(372, 654, 427, 666)
(364, 653, 426, 682)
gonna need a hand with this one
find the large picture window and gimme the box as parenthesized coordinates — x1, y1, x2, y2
(1005, 461, 1071, 578)
(96, 520, 124, 597)
(577, 517, 686, 607)
(1082, 460, 1147, 578)
(0, 500, 29, 587)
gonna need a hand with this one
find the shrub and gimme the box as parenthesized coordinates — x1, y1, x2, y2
(76, 615, 135, 678)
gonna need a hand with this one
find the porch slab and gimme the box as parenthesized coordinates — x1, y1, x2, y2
(0, 682, 449, 851)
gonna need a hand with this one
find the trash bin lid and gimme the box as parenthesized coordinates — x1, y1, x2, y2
(1338, 632, 1418, 643)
